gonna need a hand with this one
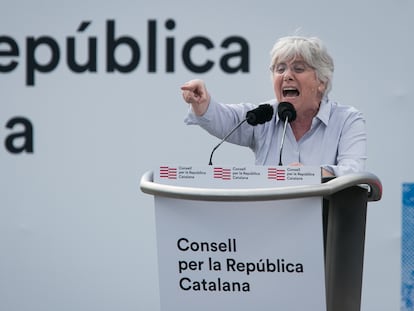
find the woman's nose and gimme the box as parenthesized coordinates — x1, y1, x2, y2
(283, 72, 293, 81)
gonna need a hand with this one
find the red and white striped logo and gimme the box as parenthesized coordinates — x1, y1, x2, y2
(213, 167, 231, 180)
(159, 166, 177, 179)
(268, 167, 286, 180)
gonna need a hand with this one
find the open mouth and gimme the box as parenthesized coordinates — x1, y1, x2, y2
(282, 87, 300, 97)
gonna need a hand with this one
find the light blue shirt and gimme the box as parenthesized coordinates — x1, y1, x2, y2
(185, 97, 367, 176)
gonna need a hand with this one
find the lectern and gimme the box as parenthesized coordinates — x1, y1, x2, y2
(140, 166, 382, 311)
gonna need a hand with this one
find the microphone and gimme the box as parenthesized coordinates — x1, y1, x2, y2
(209, 104, 274, 165)
(278, 102, 297, 166)
(246, 104, 274, 125)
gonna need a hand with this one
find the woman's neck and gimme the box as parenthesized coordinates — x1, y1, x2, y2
(290, 107, 319, 141)
(291, 118, 312, 141)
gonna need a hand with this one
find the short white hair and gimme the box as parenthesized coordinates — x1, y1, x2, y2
(270, 36, 334, 95)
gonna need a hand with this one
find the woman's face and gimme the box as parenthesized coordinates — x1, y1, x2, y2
(272, 56, 325, 118)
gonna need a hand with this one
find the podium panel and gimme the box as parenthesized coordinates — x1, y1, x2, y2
(151, 166, 325, 310)
(155, 196, 325, 311)
(140, 166, 383, 311)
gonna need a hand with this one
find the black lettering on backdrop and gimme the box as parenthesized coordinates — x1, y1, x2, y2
(67, 21, 97, 73)
(182, 36, 214, 73)
(1, 18, 250, 155)
(26, 36, 60, 86)
(0, 18, 250, 86)
(220, 36, 249, 72)
(165, 19, 175, 72)
(5, 117, 34, 154)
(0, 36, 19, 71)
(106, 20, 140, 73)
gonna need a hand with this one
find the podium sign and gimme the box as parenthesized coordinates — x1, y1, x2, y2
(153, 166, 326, 311)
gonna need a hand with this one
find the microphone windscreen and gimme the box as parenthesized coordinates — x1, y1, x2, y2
(246, 104, 274, 126)
(277, 102, 297, 122)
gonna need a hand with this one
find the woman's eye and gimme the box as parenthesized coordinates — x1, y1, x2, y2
(293, 66, 305, 72)
(276, 66, 285, 73)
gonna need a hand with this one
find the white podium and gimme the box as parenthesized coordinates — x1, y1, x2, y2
(140, 166, 382, 311)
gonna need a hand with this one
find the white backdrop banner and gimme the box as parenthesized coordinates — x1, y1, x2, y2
(1, 1, 413, 311)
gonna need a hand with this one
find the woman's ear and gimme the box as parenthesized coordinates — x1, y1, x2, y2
(318, 81, 326, 94)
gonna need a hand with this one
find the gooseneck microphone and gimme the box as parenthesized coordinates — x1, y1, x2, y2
(278, 102, 297, 166)
(209, 104, 274, 165)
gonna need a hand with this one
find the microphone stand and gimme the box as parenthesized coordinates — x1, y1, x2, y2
(209, 119, 247, 165)
(278, 117, 289, 166)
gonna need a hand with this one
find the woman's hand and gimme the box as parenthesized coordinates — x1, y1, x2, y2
(181, 79, 211, 116)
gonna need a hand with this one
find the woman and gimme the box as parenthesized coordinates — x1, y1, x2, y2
(181, 36, 367, 177)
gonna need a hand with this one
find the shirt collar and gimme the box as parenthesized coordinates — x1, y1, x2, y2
(315, 97, 331, 126)
(274, 97, 331, 126)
